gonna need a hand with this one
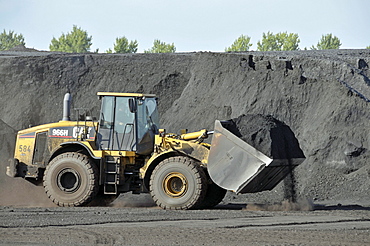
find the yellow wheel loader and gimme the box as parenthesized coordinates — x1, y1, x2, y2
(6, 92, 305, 209)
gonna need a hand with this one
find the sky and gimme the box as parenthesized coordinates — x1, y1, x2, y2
(1, 0, 369, 53)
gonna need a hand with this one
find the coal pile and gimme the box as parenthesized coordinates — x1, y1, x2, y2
(0, 49, 370, 206)
(225, 114, 305, 160)
(0, 119, 16, 184)
(0, 119, 16, 170)
(221, 114, 305, 203)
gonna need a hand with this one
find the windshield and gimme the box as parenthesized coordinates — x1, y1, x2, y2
(137, 97, 159, 140)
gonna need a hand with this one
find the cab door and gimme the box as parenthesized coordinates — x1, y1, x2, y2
(97, 96, 136, 151)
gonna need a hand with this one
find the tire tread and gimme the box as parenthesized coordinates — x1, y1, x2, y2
(150, 156, 207, 210)
(43, 152, 99, 207)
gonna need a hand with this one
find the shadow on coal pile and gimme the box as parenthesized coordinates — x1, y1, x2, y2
(216, 199, 314, 211)
(217, 202, 370, 211)
(215, 203, 247, 210)
(314, 204, 370, 211)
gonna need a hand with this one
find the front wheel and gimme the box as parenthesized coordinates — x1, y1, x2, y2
(198, 180, 227, 209)
(43, 152, 99, 207)
(150, 156, 208, 210)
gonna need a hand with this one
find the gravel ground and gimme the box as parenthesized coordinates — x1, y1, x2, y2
(1, 203, 370, 246)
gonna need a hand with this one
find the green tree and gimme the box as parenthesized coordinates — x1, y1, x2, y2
(311, 33, 341, 50)
(257, 31, 300, 51)
(225, 35, 252, 52)
(0, 30, 25, 51)
(144, 39, 176, 53)
(106, 36, 138, 53)
(366, 45, 370, 49)
(49, 25, 92, 53)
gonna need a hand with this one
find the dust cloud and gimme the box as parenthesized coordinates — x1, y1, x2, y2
(244, 198, 314, 211)
(0, 177, 56, 207)
(0, 120, 56, 207)
(111, 194, 157, 208)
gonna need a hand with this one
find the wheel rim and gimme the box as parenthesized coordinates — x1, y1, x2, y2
(56, 168, 81, 193)
(163, 172, 187, 198)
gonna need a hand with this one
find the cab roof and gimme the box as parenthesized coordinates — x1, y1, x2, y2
(97, 92, 157, 97)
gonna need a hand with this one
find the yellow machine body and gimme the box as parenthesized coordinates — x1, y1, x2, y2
(6, 91, 305, 209)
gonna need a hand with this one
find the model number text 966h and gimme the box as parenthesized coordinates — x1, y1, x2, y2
(52, 129, 69, 136)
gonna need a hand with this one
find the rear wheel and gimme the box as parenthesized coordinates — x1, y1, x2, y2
(150, 156, 208, 210)
(43, 152, 99, 207)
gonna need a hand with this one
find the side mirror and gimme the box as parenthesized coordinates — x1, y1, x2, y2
(129, 98, 137, 113)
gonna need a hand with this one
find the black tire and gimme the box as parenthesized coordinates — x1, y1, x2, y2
(43, 152, 99, 207)
(150, 156, 208, 210)
(198, 179, 227, 209)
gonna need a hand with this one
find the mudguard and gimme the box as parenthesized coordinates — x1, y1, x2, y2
(6, 158, 19, 177)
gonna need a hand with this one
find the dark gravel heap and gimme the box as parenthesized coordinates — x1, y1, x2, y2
(0, 49, 369, 206)
(0, 120, 16, 165)
(222, 114, 305, 203)
(225, 114, 305, 159)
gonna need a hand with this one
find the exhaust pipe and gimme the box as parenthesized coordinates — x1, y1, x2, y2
(62, 93, 72, 121)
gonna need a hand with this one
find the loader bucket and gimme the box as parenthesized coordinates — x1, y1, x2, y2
(207, 120, 305, 194)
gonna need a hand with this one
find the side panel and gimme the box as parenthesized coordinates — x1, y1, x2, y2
(14, 132, 36, 175)
(32, 131, 48, 166)
(13, 122, 97, 178)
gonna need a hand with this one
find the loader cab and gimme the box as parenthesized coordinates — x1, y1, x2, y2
(96, 92, 159, 155)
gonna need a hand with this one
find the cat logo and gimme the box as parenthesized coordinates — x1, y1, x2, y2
(73, 126, 92, 139)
